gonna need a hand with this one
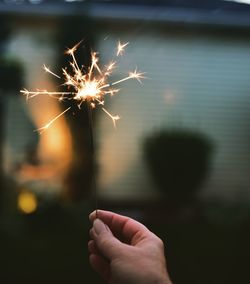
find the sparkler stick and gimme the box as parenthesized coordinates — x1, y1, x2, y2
(87, 102, 99, 217)
(20, 40, 144, 213)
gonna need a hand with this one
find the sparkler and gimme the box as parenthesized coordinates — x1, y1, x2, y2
(20, 40, 144, 133)
(20, 40, 144, 215)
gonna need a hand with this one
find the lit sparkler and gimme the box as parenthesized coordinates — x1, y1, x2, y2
(21, 41, 144, 133)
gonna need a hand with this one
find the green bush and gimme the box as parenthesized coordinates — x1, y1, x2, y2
(144, 129, 213, 203)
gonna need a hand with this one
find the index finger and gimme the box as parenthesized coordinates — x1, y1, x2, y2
(89, 210, 151, 244)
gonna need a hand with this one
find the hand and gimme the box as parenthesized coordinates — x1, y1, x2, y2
(88, 210, 172, 284)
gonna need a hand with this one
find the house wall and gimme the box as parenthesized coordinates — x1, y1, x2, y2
(3, 15, 250, 200)
(96, 26, 250, 200)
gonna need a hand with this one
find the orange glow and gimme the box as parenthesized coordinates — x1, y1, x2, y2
(18, 191, 38, 214)
(27, 77, 73, 177)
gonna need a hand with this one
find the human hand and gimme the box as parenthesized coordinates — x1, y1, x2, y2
(88, 210, 172, 284)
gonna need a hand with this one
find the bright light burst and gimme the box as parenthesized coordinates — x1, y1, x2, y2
(21, 41, 144, 133)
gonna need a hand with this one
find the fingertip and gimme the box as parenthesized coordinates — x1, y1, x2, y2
(89, 211, 95, 222)
(89, 254, 98, 270)
(89, 210, 99, 222)
(89, 228, 96, 240)
(88, 240, 98, 254)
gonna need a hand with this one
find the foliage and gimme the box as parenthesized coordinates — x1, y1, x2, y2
(0, 16, 23, 213)
(0, 57, 23, 93)
(144, 129, 213, 203)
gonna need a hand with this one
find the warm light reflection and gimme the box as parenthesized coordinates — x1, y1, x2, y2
(6, 30, 73, 195)
(25, 80, 73, 186)
(17, 191, 38, 214)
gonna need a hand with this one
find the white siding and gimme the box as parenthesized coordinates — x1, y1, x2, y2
(96, 31, 250, 200)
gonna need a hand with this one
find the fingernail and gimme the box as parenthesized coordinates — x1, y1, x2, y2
(93, 219, 108, 235)
(89, 211, 96, 222)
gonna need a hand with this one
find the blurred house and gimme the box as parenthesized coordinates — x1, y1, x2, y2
(0, 0, 250, 202)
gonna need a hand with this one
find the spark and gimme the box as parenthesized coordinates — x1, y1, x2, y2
(34, 107, 71, 134)
(117, 41, 129, 56)
(101, 107, 120, 128)
(21, 41, 144, 133)
(43, 64, 61, 79)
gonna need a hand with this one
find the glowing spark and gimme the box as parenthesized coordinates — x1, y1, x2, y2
(101, 107, 120, 128)
(129, 69, 145, 84)
(21, 41, 143, 133)
(35, 107, 71, 134)
(105, 69, 145, 87)
(43, 64, 61, 79)
(117, 41, 129, 56)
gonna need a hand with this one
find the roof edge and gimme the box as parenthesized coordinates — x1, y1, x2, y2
(1, 2, 250, 28)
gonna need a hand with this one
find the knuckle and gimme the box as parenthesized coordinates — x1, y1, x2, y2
(155, 235, 165, 248)
(148, 233, 165, 249)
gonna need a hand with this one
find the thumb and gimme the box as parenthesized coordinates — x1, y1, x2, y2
(93, 219, 122, 260)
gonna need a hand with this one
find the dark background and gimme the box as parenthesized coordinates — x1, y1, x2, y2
(0, 1, 250, 283)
